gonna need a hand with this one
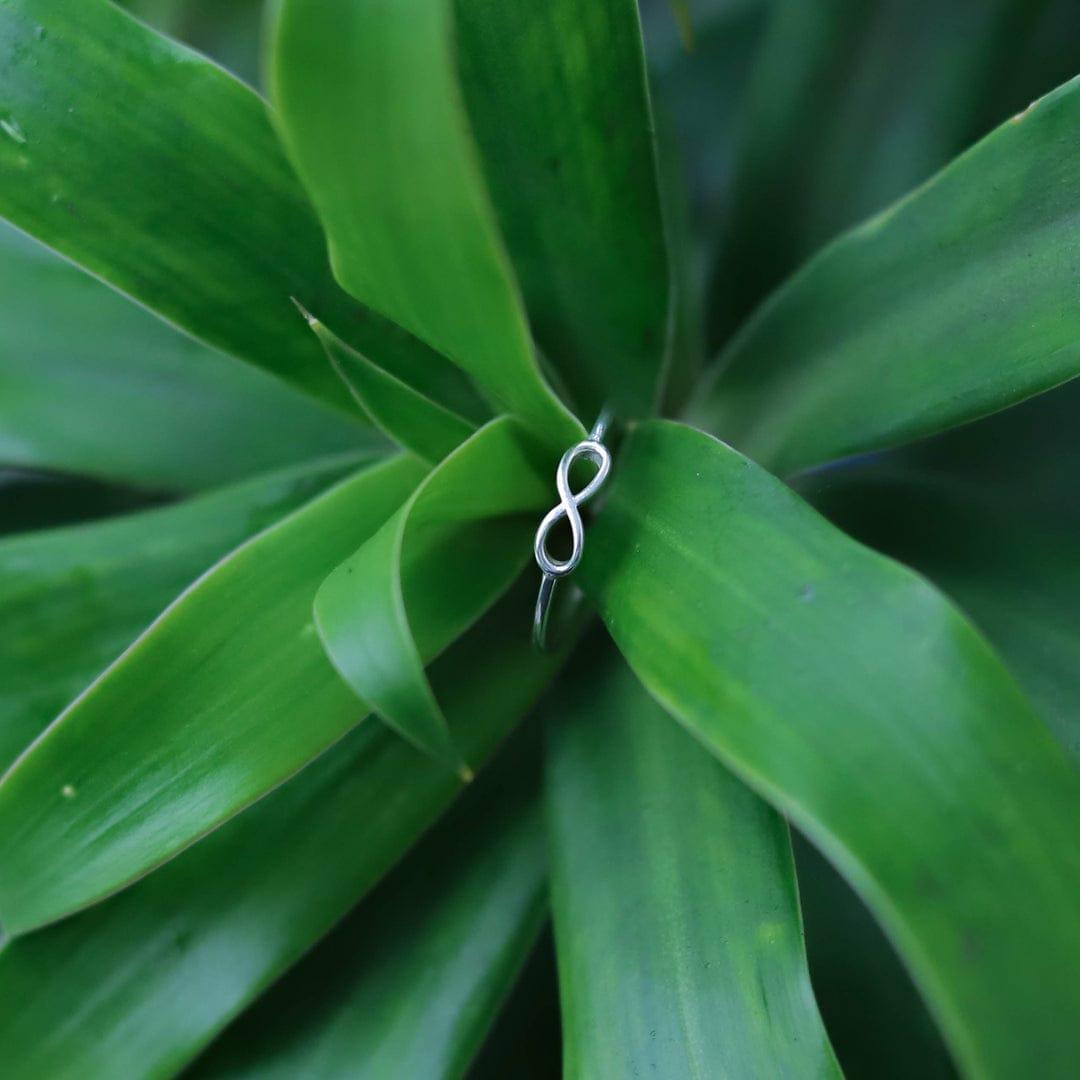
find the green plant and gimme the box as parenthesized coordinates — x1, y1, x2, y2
(2, 0, 1079, 1075)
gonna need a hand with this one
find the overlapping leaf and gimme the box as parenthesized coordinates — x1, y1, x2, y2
(695, 73, 1080, 476)
(0, 455, 427, 932)
(581, 420, 1080, 1077)
(707, 0, 1060, 342)
(314, 419, 554, 771)
(801, 377, 1080, 764)
(0, 454, 362, 774)
(454, 0, 670, 419)
(303, 308, 476, 466)
(270, 0, 579, 447)
(0, 596, 560, 1079)
(545, 639, 838, 1078)
(0, 0, 471, 413)
(0, 222, 375, 491)
(192, 727, 546, 1080)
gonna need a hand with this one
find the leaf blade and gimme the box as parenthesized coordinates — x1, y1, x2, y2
(695, 73, 1080, 474)
(270, 0, 580, 446)
(0, 0, 468, 413)
(581, 419, 1080, 1077)
(0, 594, 560, 1079)
(191, 728, 546, 1080)
(0, 453, 364, 774)
(545, 638, 838, 1079)
(314, 418, 553, 770)
(0, 223, 377, 491)
(0, 454, 427, 932)
(304, 308, 475, 466)
(455, 0, 671, 419)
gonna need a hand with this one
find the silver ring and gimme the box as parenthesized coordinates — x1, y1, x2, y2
(533, 409, 613, 650)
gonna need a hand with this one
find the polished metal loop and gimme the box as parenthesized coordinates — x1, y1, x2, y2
(533, 410, 613, 650)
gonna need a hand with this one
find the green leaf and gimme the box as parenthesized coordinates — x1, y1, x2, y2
(467, 930, 563, 1079)
(545, 638, 838, 1078)
(707, 0, 1054, 343)
(0, 453, 363, 775)
(119, 0, 265, 89)
(0, 222, 378, 491)
(0, 454, 427, 933)
(270, 0, 580, 447)
(314, 418, 553, 772)
(454, 0, 670, 419)
(801, 379, 1080, 764)
(795, 836, 955, 1079)
(644, 0, 771, 415)
(0, 593, 561, 1079)
(0, 0, 470, 415)
(580, 420, 1080, 1077)
(191, 729, 546, 1080)
(301, 304, 476, 466)
(695, 72, 1080, 476)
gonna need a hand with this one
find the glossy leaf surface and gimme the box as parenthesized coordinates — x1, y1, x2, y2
(0, 454, 361, 774)
(545, 638, 838, 1078)
(0, 223, 376, 491)
(315, 419, 553, 771)
(581, 420, 1080, 1078)
(271, 0, 579, 447)
(193, 729, 546, 1080)
(696, 74, 1080, 475)
(0, 0, 467, 413)
(455, 0, 670, 419)
(305, 308, 475, 466)
(0, 454, 427, 932)
(0, 596, 560, 1079)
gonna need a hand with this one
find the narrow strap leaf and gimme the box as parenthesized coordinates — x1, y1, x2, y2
(455, 0, 671, 419)
(708, 0, 1042, 341)
(0, 596, 560, 1079)
(0, 222, 377, 491)
(0, 454, 427, 933)
(545, 640, 839, 1078)
(314, 418, 553, 773)
(270, 0, 581, 448)
(300, 304, 476, 466)
(695, 73, 1080, 476)
(581, 419, 1080, 1077)
(0, 454, 364, 774)
(190, 730, 546, 1080)
(801, 381, 1080, 764)
(0, 0, 469, 414)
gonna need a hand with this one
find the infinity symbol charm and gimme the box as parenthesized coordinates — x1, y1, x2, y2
(533, 410, 613, 650)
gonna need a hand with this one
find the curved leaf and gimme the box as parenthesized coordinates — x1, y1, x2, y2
(795, 836, 956, 1079)
(192, 729, 546, 1080)
(455, 0, 670, 419)
(270, 0, 580, 447)
(0, 454, 427, 933)
(0, 454, 363, 774)
(580, 420, 1080, 1077)
(0, 0, 470, 413)
(0, 223, 377, 491)
(695, 73, 1080, 476)
(0, 594, 561, 1079)
(800, 379, 1080, 764)
(545, 638, 838, 1078)
(708, 0, 1048, 342)
(303, 306, 476, 466)
(314, 419, 553, 771)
